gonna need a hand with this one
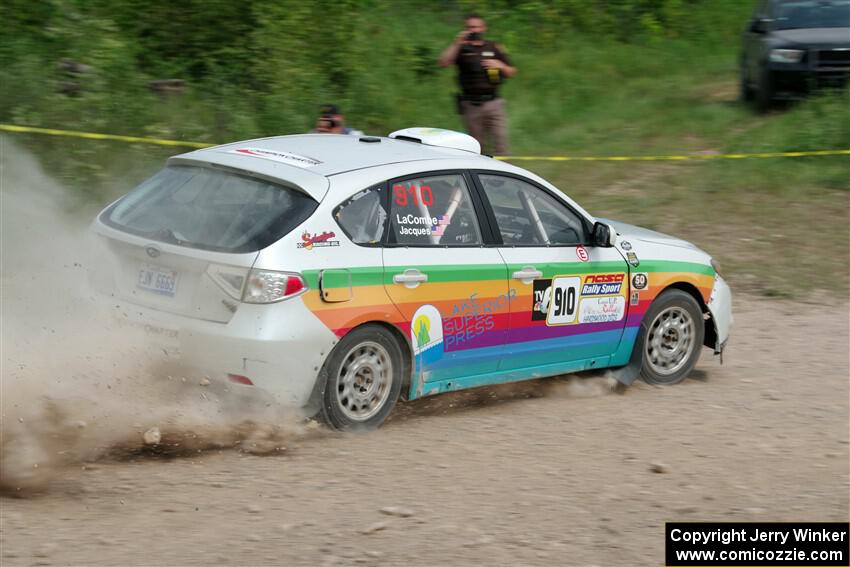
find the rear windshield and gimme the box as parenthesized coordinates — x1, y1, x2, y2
(102, 165, 318, 253)
(773, 0, 850, 29)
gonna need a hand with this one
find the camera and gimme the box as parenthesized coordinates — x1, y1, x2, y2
(466, 32, 482, 42)
(319, 114, 338, 129)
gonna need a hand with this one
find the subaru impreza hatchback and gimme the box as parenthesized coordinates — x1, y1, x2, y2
(91, 128, 732, 429)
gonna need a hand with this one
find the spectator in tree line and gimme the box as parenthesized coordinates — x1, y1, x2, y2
(439, 13, 517, 155)
(313, 104, 363, 136)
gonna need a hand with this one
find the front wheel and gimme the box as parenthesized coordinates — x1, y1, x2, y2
(640, 289, 705, 385)
(318, 325, 404, 430)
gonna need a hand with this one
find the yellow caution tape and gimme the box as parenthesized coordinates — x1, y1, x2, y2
(0, 124, 213, 149)
(2, 123, 849, 160)
(496, 149, 850, 161)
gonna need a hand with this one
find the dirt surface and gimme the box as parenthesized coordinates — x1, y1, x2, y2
(1, 297, 848, 567)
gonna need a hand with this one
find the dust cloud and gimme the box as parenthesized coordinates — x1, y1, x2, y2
(0, 137, 306, 495)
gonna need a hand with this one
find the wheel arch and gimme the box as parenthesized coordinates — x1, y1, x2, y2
(323, 320, 415, 401)
(360, 321, 414, 401)
(661, 281, 716, 350)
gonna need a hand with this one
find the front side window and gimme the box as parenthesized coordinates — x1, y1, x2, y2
(389, 173, 482, 246)
(335, 186, 387, 245)
(103, 165, 317, 253)
(478, 174, 587, 246)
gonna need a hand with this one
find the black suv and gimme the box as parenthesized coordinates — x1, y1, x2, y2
(741, 0, 850, 110)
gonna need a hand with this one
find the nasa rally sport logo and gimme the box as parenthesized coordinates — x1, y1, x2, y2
(631, 272, 648, 290)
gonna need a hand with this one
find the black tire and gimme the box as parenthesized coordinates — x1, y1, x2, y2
(740, 67, 755, 103)
(317, 325, 404, 431)
(755, 69, 775, 113)
(640, 289, 705, 386)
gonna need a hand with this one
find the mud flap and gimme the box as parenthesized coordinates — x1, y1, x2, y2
(608, 322, 647, 386)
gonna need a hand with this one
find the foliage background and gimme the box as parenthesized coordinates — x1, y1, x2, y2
(1, 0, 848, 296)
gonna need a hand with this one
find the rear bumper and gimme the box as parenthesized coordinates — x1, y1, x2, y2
(706, 275, 733, 352)
(111, 296, 337, 407)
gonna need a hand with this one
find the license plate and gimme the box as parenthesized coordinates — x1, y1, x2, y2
(137, 264, 178, 297)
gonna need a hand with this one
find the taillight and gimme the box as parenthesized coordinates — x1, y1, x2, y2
(227, 374, 254, 385)
(242, 269, 307, 304)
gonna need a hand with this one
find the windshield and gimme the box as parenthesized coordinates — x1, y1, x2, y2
(103, 165, 318, 253)
(773, 0, 850, 30)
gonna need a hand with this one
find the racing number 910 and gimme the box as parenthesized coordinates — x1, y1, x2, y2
(546, 276, 581, 325)
(551, 286, 576, 318)
(393, 184, 434, 207)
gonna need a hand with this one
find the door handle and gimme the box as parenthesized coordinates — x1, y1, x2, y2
(393, 269, 428, 288)
(512, 267, 543, 281)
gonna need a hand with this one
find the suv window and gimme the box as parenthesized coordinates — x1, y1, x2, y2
(389, 173, 482, 246)
(335, 186, 387, 245)
(103, 165, 317, 253)
(477, 174, 586, 246)
(772, 0, 850, 30)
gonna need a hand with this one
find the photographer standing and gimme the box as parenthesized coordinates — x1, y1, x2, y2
(439, 13, 516, 155)
(312, 104, 363, 136)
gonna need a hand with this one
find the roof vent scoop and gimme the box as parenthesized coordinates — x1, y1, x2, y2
(388, 128, 481, 155)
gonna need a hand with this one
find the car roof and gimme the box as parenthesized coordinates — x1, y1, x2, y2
(169, 133, 498, 201)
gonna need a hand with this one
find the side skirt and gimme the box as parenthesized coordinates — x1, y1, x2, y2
(408, 354, 615, 400)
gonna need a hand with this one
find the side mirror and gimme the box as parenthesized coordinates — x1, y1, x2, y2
(591, 222, 616, 248)
(749, 18, 770, 34)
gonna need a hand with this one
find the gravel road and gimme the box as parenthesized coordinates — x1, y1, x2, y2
(2, 296, 848, 567)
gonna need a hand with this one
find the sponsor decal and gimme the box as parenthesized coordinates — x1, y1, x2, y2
(297, 230, 340, 250)
(442, 290, 514, 349)
(581, 273, 625, 296)
(581, 282, 623, 296)
(576, 246, 589, 262)
(411, 304, 444, 355)
(631, 272, 648, 291)
(229, 147, 321, 168)
(534, 273, 629, 326)
(532, 279, 552, 321)
(579, 296, 626, 324)
(620, 240, 632, 251)
(626, 251, 640, 267)
(630, 290, 640, 306)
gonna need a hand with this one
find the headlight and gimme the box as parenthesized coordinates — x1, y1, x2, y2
(769, 49, 805, 64)
(710, 258, 722, 277)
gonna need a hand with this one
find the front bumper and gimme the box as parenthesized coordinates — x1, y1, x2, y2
(111, 296, 337, 407)
(766, 63, 849, 99)
(707, 275, 733, 353)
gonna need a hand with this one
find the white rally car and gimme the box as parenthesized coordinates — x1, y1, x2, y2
(91, 128, 732, 429)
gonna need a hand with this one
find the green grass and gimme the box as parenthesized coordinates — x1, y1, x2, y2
(2, 0, 848, 297)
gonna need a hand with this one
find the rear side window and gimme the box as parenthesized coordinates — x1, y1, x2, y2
(389, 173, 482, 246)
(335, 186, 387, 245)
(478, 174, 587, 246)
(103, 165, 317, 253)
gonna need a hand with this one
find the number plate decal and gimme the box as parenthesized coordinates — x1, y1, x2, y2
(137, 264, 178, 297)
(546, 276, 580, 326)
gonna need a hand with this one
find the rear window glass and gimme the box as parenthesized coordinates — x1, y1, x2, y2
(102, 165, 318, 253)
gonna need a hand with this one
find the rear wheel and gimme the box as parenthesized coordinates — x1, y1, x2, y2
(640, 289, 704, 385)
(318, 325, 403, 430)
